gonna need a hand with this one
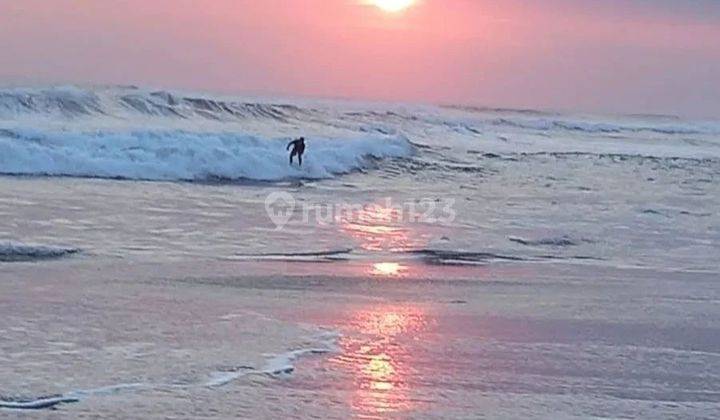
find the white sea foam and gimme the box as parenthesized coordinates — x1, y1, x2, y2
(0, 128, 414, 181)
(262, 348, 333, 377)
(0, 328, 339, 411)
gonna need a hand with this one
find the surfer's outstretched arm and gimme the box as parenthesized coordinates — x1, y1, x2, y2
(287, 140, 295, 151)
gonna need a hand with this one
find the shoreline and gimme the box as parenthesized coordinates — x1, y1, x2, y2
(0, 259, 346, 416)
(3, 258, 719, 417)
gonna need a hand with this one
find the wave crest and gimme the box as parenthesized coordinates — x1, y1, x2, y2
(1, 85, 719, 168)
(0, 86, 311, 123)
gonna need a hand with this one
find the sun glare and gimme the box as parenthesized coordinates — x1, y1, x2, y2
(369, 0, 416, 13)
(372, 262, 406, 277)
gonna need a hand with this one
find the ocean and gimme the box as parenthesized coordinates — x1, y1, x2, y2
(0, 86, 719, 419)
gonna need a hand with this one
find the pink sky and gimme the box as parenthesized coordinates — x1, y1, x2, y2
(1, 0, 719, 117)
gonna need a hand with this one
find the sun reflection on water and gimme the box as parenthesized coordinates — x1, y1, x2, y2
(339, 201, 430, 280)
(371, 262, 407, 277)
(365, 353, 395, 391)
(340, 202, 428, 253)
(330, 304, 431, 417)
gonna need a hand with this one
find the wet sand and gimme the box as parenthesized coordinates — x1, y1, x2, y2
(0, 259, 341, 418)
(2, 258, 719, 419)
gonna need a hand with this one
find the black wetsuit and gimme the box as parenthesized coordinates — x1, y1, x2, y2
(287, 138, 306, 166)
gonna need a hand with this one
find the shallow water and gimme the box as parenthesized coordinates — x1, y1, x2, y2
(1, 147, 717, 273)
(1, 87, 719, 418)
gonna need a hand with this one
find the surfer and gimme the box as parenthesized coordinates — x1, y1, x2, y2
(287, 137, 306, 167)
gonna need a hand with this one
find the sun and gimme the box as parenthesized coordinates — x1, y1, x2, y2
(368, 0, 417, 13)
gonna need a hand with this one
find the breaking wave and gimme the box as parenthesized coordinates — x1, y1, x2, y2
(1, 85, 719, 178)
(0, 128, 414, 182)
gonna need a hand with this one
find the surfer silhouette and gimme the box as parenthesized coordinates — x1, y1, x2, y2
(287, 137, 306, 167)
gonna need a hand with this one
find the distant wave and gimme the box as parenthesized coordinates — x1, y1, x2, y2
(227, 248, 354, 262)
(406, 249, 526, 265)
(442, 104, 557, 116)
(508, 236, 592, 247)
(0, 86, 312, 122)
(439, 104, 715, 136)
(0, 242, 80, 262)
(1, 86, 717, 137)
(0, 86, 105, 118)
(0, 128, 414, 182)
(487, 117, 709, 136)
(404, 248, 604, 266)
